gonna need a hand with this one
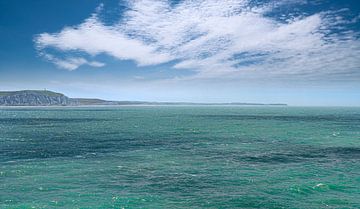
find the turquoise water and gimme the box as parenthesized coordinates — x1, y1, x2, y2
(0, 106, 359, 208)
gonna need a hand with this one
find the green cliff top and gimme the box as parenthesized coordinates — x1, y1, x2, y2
(0, 90, 64, 97)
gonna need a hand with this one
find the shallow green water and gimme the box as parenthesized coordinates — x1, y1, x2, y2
(0, 106, 359, 208)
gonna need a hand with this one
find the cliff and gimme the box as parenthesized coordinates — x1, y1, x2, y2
(0, 90, 78, 106)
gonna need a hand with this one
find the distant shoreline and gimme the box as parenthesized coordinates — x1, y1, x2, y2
(0, 104, 287, 107)
(0, 90, 287, 107)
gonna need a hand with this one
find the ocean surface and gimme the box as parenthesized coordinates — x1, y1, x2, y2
(0, 106, 359, 208)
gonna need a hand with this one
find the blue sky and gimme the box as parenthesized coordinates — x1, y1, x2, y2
(1, 0, 360, 106)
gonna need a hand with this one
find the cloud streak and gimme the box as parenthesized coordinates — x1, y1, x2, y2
(34, 0, 360, 80)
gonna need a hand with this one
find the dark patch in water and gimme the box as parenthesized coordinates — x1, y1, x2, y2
(199, 114, 360, 123)
(0, 117, 118, 125)
(0, 108, 123, 112)
(324, 147, 360, 158)
(241, 147, 360, 164)
(0, 133, 187, 161)
(2, 127, 360, 163)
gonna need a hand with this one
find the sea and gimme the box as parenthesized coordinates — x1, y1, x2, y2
(0, 106, 359, 208)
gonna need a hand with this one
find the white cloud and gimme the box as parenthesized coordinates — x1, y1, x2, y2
(35, 0, 360, 80)
(35, 15, 172, 69)
(40, 53, 105, 71)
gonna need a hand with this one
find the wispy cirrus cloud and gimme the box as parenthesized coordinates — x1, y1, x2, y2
(34, 0, 360, 80)
(39, 53, 105, 71)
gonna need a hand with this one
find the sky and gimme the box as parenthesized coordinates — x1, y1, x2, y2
(0, 0, 360, 106)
